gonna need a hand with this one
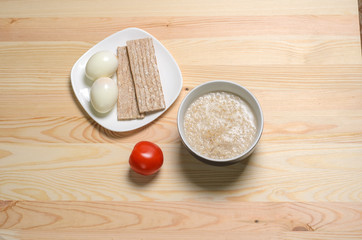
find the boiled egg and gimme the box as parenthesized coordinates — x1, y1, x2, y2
(90, 77, 118, 113)
(85, 51, 118, 81)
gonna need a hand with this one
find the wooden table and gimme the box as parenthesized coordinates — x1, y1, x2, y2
(1, 0, 362, 239)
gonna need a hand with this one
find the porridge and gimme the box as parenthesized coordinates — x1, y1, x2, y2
(183, 91, 257, 159)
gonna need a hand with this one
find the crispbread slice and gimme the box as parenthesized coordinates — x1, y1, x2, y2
(116, 46, 144, 120)
(126, 38, 166, 113)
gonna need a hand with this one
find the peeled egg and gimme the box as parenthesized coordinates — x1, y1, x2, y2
(85, 51, 118, 81)
(90, 77, 118, 113)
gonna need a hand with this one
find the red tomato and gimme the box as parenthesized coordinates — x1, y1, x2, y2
(129, 141, 164, 176)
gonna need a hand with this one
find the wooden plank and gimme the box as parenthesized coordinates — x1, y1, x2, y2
(0, 40, 360, 73)
(2, 63, 362, 91)
(162, 38, 362, 65)
(0, 112, 361, 144)
(0, 230, 274, 240)
(0, 201, 361, 239)
(0, 0, 361, 238)
(0, 201, 361, 231)
(0, 142, 361, 201)
(0, 229, 362, 240)
(1, 75, 361, 117)
(0, 0, 357, 17)
(0, 15, 359, 41)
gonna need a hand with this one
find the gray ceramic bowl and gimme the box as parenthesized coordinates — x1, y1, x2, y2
(177, 80, 263, 165)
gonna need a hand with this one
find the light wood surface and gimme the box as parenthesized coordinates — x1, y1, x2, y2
(1, 0, 361, 239)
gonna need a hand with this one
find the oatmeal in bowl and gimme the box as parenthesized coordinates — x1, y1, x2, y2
(177, 80, 263, 165)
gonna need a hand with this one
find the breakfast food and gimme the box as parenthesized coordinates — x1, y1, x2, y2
(126, 38, 165, 113)
(85, 51, 118, 81)
(90, 77, 118, 113)
(183, 91, 257, 160)
(129, 141, 164, 176)
(116, 46, 144, 120)
(84, 38, 166, 119)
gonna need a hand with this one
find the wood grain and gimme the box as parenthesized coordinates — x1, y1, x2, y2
(0, 15, 359, 41)
(0, 40, 360, 67)
(0, 112, 361, 144)
(0, 201, 361, 239)
(0, 201, 361, 230)
(0, 142, 361, 201)
(0, 0, 357, 17)
(1, 230, 362, 240)
(1, 0, 361, 239)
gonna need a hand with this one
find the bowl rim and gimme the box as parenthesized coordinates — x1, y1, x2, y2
(177, 80, 264, 163)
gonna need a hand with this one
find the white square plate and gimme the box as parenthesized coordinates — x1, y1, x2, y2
(71, 28, 183, 132)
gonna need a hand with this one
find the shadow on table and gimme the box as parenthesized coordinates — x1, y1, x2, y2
(177, 142, 251, 191)
(127, 168, 160, 186)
